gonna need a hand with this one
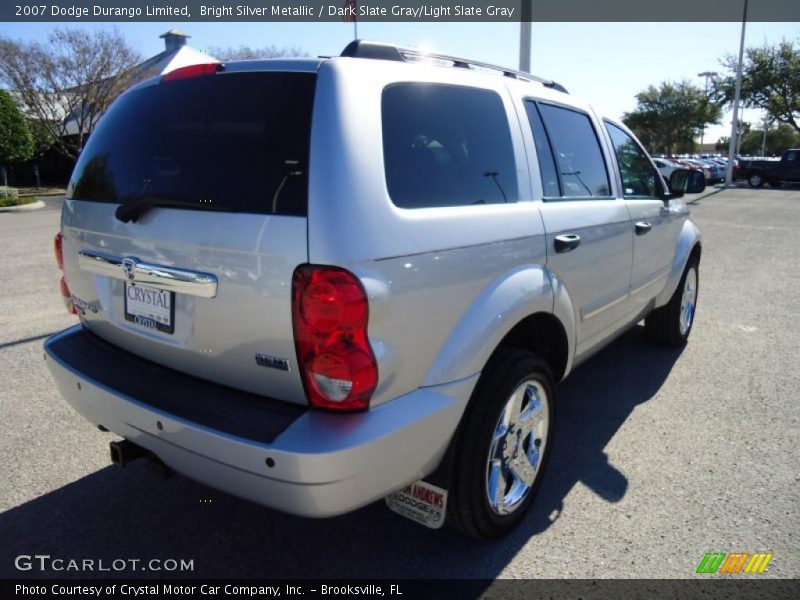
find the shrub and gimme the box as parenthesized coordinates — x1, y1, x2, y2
(0, 186, 37, 207)
(0, 186, 19, 201)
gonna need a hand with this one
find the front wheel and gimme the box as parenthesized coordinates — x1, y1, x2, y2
(748, 172, 764, 188)
(646, 257, 699, 346)
(447, 348, 554, 539)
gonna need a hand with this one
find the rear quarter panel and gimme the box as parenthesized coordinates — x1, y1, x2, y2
(307, 58, 562, 405)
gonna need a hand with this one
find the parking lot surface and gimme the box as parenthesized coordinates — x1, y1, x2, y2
(0, 188, 797, 579)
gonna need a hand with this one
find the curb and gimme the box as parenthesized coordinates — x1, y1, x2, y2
(0, 200, 46, 213)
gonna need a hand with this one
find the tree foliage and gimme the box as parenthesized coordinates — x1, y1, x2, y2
(207, 45, 306, 61)
(714, 39, 800, 134)
(732, 124, 800, 156)
(0, 28, 141, 159)
(0, 89, 34, 165)
(623, 81, 721, 155)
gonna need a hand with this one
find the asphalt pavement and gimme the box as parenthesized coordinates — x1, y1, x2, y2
(0, 189, 797, 579)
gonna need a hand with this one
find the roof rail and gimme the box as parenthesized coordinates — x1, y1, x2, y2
(340, 40, 568, 94)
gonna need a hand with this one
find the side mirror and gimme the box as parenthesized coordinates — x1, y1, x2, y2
(668, 169, 705, 199)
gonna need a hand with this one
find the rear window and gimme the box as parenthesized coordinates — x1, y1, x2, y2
(381, 83, 518, 209)
(67, 71, 316, 216)
(536, 103, 611, 199)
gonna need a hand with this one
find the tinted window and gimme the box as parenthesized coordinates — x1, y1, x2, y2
(524, 102, 560, 197)
(68, 72, 316, 216)
(605, 122, 660, 198)
(538, 103, 611, 198)
(382, 83, 518, 208)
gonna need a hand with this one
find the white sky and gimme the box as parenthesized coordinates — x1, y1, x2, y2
(5, 20, 799, 145)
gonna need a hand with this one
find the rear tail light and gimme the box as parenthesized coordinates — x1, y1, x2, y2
(59, 276, 76, 315)
(54, 231, 76, 315)
(292, 265, 377, 412)
(54, 232, 64, 270)
(161, 62, 223, 83)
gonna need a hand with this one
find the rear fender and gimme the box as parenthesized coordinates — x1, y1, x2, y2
(422, 265, 575, 386)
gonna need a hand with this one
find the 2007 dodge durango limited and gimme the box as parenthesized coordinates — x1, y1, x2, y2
(45, 40, 704, 539)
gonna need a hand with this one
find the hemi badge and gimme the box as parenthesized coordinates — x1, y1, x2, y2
(255, 353, 290, 372)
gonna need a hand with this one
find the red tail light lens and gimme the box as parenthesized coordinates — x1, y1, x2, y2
(59, 276, 76, 315)
(54, 231, 76, 315)
(54, 232, 64, 270)
(161, 62, 222, 83)
(292, 265, 377, 412)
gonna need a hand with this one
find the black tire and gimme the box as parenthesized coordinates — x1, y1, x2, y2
(646, 256, 699, 347)
(748, 172, 764, 188)
(447, 348, 555, 539)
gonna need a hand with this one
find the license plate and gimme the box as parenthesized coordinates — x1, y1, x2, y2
(124, 283, 175, 334)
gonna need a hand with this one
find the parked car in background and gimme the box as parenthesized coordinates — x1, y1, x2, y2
(683, 159, 718, 183)
(736, 149, 800, 187)
(44, 40, 705, 540)
(653, 158, 682, 181)
(699, 159, 725, 183)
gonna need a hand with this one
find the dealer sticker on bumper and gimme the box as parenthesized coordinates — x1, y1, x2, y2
(385, 480, 448, 529)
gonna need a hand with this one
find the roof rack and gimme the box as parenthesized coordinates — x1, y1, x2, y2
(340, 40, 568, 94)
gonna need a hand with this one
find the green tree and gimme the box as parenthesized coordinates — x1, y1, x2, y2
(28, 118, 54, 156)
(738, 124, 800, 156)
(714, 39, 800, 133)
(0, 89, 35, 186)
(0, 28, 141, 159)
(623, 81, 721, 155)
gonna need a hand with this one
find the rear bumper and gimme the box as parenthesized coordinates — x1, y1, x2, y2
(44, 325, 476, 517)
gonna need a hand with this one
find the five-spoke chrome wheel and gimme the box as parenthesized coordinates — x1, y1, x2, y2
(485, 379, 549, 516)
(680, 266, 697, 336)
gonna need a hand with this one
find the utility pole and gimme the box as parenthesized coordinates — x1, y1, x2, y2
(519, 1, 532, 72)
(761, 116, 770, 156)
(697, 71, 718, 149)
(725, 0, 749, 186)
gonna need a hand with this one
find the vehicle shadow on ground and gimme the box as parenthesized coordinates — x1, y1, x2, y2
(0, 326, 682, 580)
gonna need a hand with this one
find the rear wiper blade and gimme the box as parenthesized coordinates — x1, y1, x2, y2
(115, 195, 225, 223)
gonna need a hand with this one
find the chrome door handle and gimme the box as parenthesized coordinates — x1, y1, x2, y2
(635, 222, 652, 235)
(554, 234, 581, 253)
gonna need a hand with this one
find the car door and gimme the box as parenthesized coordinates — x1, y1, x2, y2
(779, 149, 800, 180)
(521, 99, 633, 354)
(603, 120, 683, 312)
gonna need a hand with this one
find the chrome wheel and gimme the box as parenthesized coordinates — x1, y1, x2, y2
(680, 266, 697, 336)
(485, 379, 549, 516)
(749, 173, 762, 188)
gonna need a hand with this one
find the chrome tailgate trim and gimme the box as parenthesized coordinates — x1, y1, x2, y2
(78, 250, 218, 298)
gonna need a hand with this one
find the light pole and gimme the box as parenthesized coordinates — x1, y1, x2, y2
(761, 116, 770, 156)
(519, 1, 532, 72)
(725, 0, 749, 186)
(697, 71, 718, 149)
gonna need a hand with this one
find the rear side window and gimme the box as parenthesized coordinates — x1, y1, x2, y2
(68, 72, 316, 216)
(536, 103, 611, 199)
(524, 101, 560, 198)
(382, 83, 518, 209)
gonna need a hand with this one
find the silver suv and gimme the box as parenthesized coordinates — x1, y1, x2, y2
(45, 41, 704, 539)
